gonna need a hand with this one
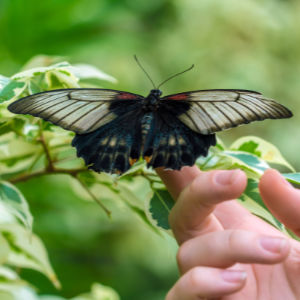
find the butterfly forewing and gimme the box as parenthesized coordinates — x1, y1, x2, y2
(162, 90, 292, 135)
(8, 88, 143, 134)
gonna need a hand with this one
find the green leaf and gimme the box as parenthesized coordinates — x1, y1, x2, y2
(223, 151, 270, 174)
(0, 81, 26, 103)
(0, 75, 10, 90)
(240, 179, 284, 230)
(73, 283, 120, 300)
(118, 176, 152, 210)
(0, 181, 33, 231)
(230, 136, 294, 171)
(11, 62, 71, 80)
(0, 224, 60, 289)
(40, 296, 66, 300)
(0, 234, 10, 264)
(235, 140, 261, 156)
(0, 286, 35, 300)
(239, 192, 284, 230)
(282, 173, 300, 185)
(147, 189, 174, 230)
(0, 266, 20, 281)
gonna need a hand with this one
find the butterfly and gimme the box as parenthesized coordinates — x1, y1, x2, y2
(7, 59, 293, 175)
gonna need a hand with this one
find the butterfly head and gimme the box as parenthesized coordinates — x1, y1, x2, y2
(150, 89, 162, 98)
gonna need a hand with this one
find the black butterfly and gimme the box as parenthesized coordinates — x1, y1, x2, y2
(7, 61, 292, 175)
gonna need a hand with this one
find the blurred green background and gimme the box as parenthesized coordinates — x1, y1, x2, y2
(1, 0, 300, 299)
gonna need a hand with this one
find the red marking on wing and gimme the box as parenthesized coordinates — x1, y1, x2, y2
(117, 92, 140, 100)
(165, 93, 188, 100)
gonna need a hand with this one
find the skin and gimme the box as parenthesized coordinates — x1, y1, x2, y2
(155, 166, 300, 300)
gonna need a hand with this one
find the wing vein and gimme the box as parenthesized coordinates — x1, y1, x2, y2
(196, 103, 221, 131)
(211, 103, 236, 126)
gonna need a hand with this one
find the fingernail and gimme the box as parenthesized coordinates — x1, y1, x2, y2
(259, 236, 287, 253)
(221, 270, 247, 283)
(215, 170, 239, 185)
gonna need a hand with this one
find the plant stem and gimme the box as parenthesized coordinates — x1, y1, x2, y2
(38, 120, 54, 171)
(75, 176, 111, 217)
(9, 167, 88, 183)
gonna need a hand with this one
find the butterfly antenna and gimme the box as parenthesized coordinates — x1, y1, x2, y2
(134, 55, 156, 89)
(157, 64, 195, 89)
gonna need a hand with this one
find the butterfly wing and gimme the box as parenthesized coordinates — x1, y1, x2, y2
(72, 107, 144, 174)
(8, 88, 143, 134)
(140, 109, 216, 171)
(162, 89, 292, 134)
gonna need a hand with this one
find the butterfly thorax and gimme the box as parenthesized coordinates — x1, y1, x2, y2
(142, 89, 162, 111)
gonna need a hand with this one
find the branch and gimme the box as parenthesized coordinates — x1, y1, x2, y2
(9, 167, 88, 184)
(38, 120, 54, 171)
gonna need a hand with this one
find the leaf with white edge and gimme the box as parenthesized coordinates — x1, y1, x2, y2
(118, 176, 152, 210)
(223, 151, 270, 174)
(120, 160, 146, 177)
(11, 62, 71, 80)
(0, 224, 60, 289)
(0, 266, 20, 281)
(0, 75, 10, 90)
(0, 181, 33, 231)
(45, 70, 79, 89)
(0, 81, 27, 103)
(0, 285, 40, 300)
(147, 189, 174, 230)
(0, 234, 10, 264)
(282, 173, 300, 185)
(239, 192, 284, 230)
(230, 136, 294, 172)
(40, 296, 66, 300)
(240, 179, 284, 230)
(67, 64, 117, 83)
(73, 283, 120, 300)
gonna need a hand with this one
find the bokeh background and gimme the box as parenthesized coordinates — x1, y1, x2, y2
(1, 0, 300, 299)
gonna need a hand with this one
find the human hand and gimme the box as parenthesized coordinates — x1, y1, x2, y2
(156, 167, 300, 299)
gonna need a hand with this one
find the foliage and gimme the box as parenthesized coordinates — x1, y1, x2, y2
(0, 57, 298, 298)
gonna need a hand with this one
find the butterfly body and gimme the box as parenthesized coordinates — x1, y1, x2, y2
(8, 87, 292, 174)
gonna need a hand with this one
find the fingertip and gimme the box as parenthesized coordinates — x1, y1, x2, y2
(212, 169, 247, 200)
(185, 169, 247, 207)
(259, 169, 300, 233)
(156, 165, 201, 200)
(260, 169, 291, 190)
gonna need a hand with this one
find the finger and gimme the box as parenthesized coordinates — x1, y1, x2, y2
(259, 169, 300, 235)
(156, 166, 201, 200)
(177, 230, 290, 273)
(169, 169, 247, 243)
(166, 266, 246, 300)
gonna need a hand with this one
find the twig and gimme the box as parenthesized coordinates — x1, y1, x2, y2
(75, 176, 111, 217)
(38, 120, 54, 171)
(10, 167, 88, 183)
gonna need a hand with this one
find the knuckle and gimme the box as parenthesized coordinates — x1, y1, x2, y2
(227, 230, 243, 251)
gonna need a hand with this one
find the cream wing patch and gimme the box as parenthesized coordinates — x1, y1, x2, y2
(177, 90, 292, 134)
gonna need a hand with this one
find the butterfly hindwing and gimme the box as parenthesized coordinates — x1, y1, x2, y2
(162, 89, 293, 134)
(8, 89, 143, 134)
(142, 110, 216, 170)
